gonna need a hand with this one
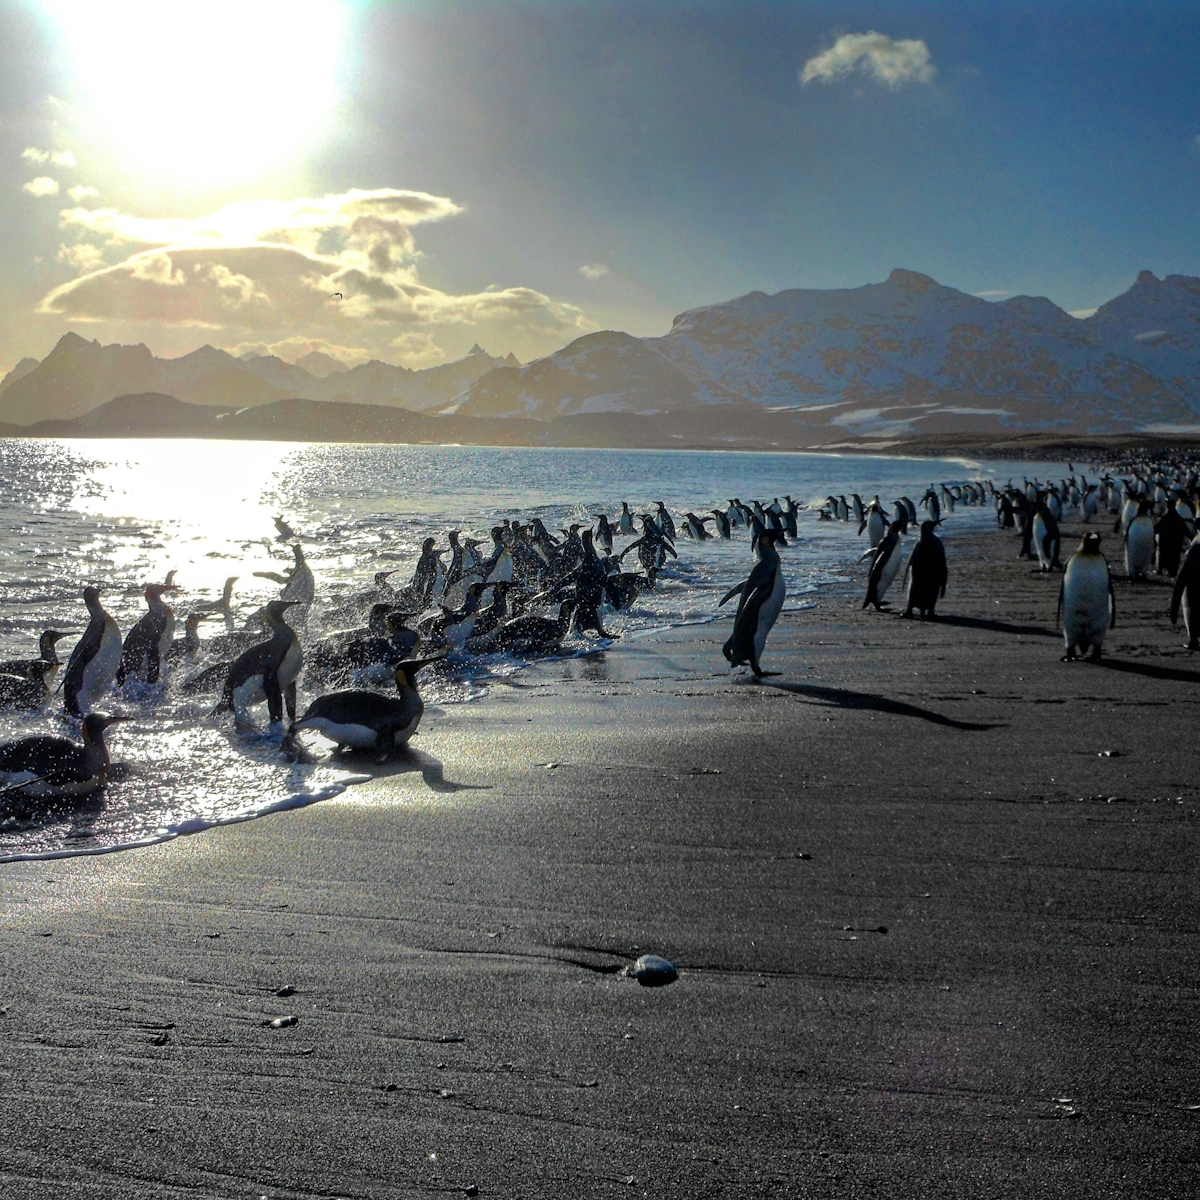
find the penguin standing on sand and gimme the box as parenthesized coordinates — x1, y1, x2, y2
(1155, 504, 1189, 576)
(291, 657, 442, 762)
(1058, 533, 1116, 662)
(116, 582, 178, 685)
(719, 529, 786, 677)
(902, 521, 947, 619)
(62, 586, 123, 717)
(1030, 498, 1062, 572)
(213, 600, 303, 725)
(0, 713, 128, 807)
(862, 524, 904, 611)
(1170, 539, 1200, 651)
(1124, 501, 1155, 580)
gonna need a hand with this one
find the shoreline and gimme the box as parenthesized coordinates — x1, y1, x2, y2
(2, 518, 1199, 1197)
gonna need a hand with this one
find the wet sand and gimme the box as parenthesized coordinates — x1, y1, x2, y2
(2, 519, 1199, 1198)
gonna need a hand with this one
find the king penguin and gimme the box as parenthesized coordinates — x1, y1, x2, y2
(291, 656, 442, 762)
(1170, 538, 1200, 651)
(116, 582, 178, 685)
(213, 600, 303, 725)
(1058, 532, 1115, 661)
(862, 524, 904, 611)
(719, 529, 786, 677)
(0, 712, 128, 804)
(1124, 501, 1155, 580)
(902, 520, 948, 619)
(62, 586, 123, 717)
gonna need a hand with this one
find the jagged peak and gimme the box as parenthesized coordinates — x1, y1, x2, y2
(1136, 269, 1159, 285)
(504, 351, 521, 366)
(467, 343, 490, 358)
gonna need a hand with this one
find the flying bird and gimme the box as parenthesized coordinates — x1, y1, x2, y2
(329, 292, 343, 300)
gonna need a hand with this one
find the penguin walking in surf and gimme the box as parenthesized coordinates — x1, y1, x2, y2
(1058, 533, 1116, 662)
(719, 529, 786, 678)
(290, 656, 442, 763)
(0, 713, 128, 810)
(862, 523, 904, 611)
(62, 586, 123, 717)
(901, 521, 947, 619)
(213, 600, 303, 726)
(1170, 538, 1200, 651)
(117, 582, 178, 686)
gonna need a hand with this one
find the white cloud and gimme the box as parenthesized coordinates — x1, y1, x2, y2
(22, 176, 60, 197)
(22, 147, 75, 167)
(40, 187, 595, 353)
(801, 31, 935, 90)
(973, 290, 1010, 298)
(67, 184, 99, 202)
(390, 331, 445, 367)
(1069, 308, 1098, 320)
(579, 263, 610, 279)
(229, 336, 371, 367)
(56, 242, 106, 273)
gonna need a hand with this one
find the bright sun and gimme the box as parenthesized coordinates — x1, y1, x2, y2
(41, 0, 350, 183)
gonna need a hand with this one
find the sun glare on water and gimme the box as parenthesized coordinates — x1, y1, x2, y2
(41, 0, 350, 182)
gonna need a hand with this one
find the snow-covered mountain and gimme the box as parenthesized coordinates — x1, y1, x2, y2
(452, 269, 1200, 437)
(0, 336, 516, 425)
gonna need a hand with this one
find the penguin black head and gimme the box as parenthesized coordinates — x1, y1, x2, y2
(144, 582, 177, 603)
(83, 584, 103, 609)
(374, 570, 395, 586)
(394, 655, 444, 689)
(81, 712, 130, 744)
(920, 520, 939, 537)
(45, 630, 71, 646)
(265, 599, 300, 623)
(1080, 532, 1103, 554)
(184, 612, 208, 629)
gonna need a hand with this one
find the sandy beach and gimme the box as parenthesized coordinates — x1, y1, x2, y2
(2, 517, 1199, 1199)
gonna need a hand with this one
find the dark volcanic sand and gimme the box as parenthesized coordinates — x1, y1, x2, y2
(2, 520, 1199, 1198)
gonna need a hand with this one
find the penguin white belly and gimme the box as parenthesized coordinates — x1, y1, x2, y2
(282, 568, 315, 605)
(753, 569, 787, 660)
(0, 770, 104, 799)
(867, 513, 885, 547)
(157, 617, 175, 667)
(78, 624, 122, 712)
(1032, 514, 1051, 568)
(232, 675, 266, 712)
(446, 612, 478, 650)
(301, 718, 380, 749)
(1063, 559, 1110, 646)
(878, 542, 903, 600)
(1125, 520, 1154, 575)
(1184, 591, 1198, 642)
(278, 640, 303, 689)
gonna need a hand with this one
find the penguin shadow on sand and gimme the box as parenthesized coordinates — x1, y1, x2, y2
(930, 613, 1060, 640)
(329, 743, 483, 795)
(760, 679, 1000, 732)
(1096, 658, 1200, 685)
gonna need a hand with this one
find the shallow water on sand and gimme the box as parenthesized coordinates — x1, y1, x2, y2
(0, 439, 1057, 860)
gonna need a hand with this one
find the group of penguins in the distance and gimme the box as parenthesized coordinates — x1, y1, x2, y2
(993, 461, 1200, 663)
(0, 498, 806, 813)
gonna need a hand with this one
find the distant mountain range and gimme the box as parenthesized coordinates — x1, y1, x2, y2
(448, 268, 1200, 438)
(0, 335, 518, 426)
(5, 268, 1200, 447)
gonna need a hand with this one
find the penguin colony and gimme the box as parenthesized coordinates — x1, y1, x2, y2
(4, 459, 1198, 815)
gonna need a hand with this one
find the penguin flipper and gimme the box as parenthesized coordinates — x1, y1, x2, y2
(1109, 578, 1117, 629)
(719, 582, 745, 607)
(1056, 581, 1064, 630)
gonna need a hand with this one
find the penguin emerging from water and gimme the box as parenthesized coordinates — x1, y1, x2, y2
(618, 502, 635, 535)
(0, 661, 55, 709)
(194, 576, 238, 617)
(0, 712, 127, 805)
(117, 582, 178, 685)
(291, 656, 442, 762)
(862, 524, 904, 611)
(166, 612, 208, 665)
(1058, 533, 1116, 662)
(0, 630, 71, 689)
(719, 529, 785, 678)
(901, 521, 947, 619)
(595, 514, 616, 555)
(1170, 538, 1200, 651)
(653, 502, 676, 543)
(213, 600, 303, 725)
(62, 586, 123, 717)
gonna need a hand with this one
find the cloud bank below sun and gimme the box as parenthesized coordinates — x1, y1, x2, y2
(38, 187, 594, 367)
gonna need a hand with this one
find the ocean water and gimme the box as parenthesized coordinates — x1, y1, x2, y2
(0, 438, 1060, 861)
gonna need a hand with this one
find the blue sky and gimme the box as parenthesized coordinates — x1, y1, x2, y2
(3, 0, 1200, 373)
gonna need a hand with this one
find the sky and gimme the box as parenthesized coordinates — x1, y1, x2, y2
(3, 0, 1200, 376)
